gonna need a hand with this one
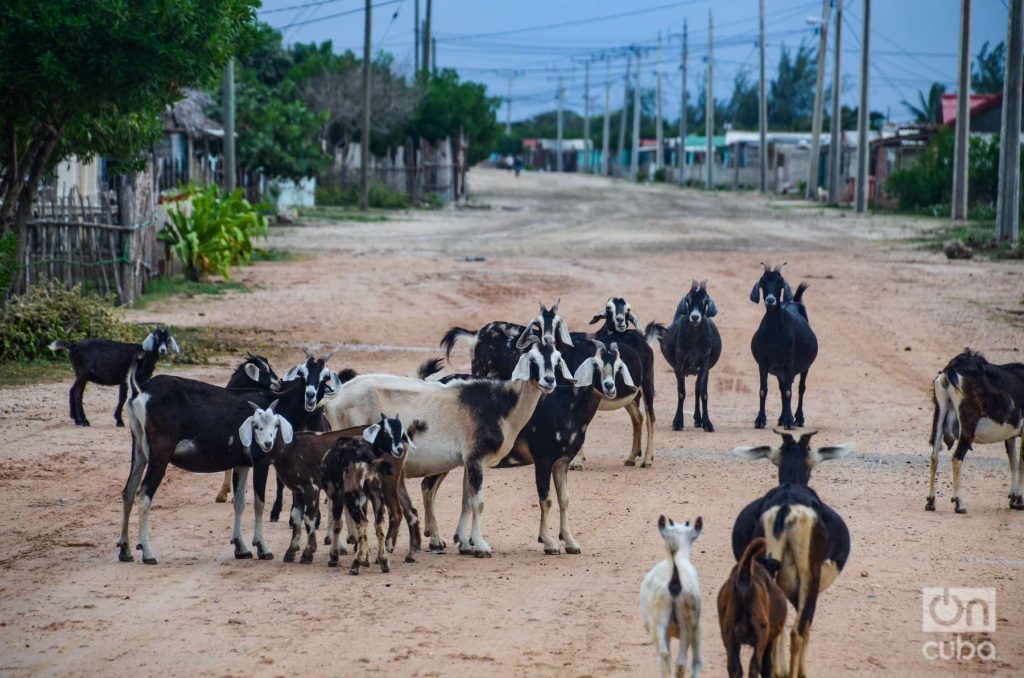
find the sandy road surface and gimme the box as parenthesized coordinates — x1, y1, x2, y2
(1, 169, 1023, 676)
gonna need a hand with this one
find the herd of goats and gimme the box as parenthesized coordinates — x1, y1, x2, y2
(47, 262, 1024, 678)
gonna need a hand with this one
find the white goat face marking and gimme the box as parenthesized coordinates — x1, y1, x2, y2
(245, 408, 285, 453)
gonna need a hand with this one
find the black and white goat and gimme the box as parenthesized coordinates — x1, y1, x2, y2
(732, 430, 853, 678)
(653, 280, 723, 432)
(322, 335, 572, 556)
(50, 328, 179, 427)
(418, 341, 636, 554)
(928, 349, 1024, 513)
(749, 263, 817, 430)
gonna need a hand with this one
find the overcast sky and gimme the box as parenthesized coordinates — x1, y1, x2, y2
(257, 0, 1010, 125)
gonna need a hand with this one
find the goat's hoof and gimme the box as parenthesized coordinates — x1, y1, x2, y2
(1011, 495, 1024, 510)
(328, 557, 339, 568)
(118, 549, 134, 563)
(640, 460, 653, 468)
(142, 556, 158, 565)
(258, 551, 274, 561)
(77, 420, 91, 427)
(215, 492, 229, 503)
(754, 418, 766, 429)
(235, 551, 254, 560)
(624, 459, 637, 467)
(925, 496, 936, 511)
(564, 544, 581, 555)
(283, 548, 298, 562)
(324, 535, 332, 546)
(405, 555, 417, 563)
(544, 547, 561, 555)
(952, 498, 967, 514)
(349, 566, 360, 576)
(458, 545, 475, 556)
(115, 420, 125, 428)
(702, 422, 715, 432)
(794, 417, 805, 428)
(346, 535, 357, 545)
(474, 549, 492, 558)
(672, 420, 684, 431)
(380, 562, 390, 573)
(269, 513, 281, 523)
(429, 542, 446, 553)
(300, 554, 313, 564)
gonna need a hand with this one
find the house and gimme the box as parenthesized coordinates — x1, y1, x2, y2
(941, 92, 1011, 133)
(155, 89, 224, 192)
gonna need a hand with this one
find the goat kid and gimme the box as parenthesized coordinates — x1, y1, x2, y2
(640, 515, 704, 678)
(749, 263, 817, 430)
(928, 349, 1024, 513)
(50, 328, 179, 427)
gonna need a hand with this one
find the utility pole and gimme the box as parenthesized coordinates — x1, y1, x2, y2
(807, 0, 831, 200)
(952, 0, 971, 220)
(422, 0, 432, 78)
(854, 0, 871, 213)
(584, 61, 591, 173)
(414, 0, 420, 75)
(506, 76, 513, 135)
(222, 60, 236, 192)
(656, 33, 664, 173)
(432, 37, 437, 74)
(556, 72, 564, 172)
(827, 0, 843, 205)
(678, 18, 688, 186)
(758, 0, 767, 193)
(616, 53, 632, 175)
(996, 0, 1023, 243)
(602, 57, 611, 176)
(631, 48, 642, 180)
(706, 11, 713, 190)
(360, 0, 372, 210)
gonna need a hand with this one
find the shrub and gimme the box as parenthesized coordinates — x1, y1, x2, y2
(316, 182, 410, 209)
(0, 231, 17, 299)
(653, 167, 668, 183)
(160, 185, 268, 281)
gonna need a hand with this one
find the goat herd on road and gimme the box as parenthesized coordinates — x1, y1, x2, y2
(48, 261, 1024, 678)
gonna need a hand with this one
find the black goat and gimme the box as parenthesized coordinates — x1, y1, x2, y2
(749, 263, 817, 430)
(731, 430, 852, 678)
(50, 328, 179, 427)
(653, 279, 722, 432)
(928, 349, 1024, 513)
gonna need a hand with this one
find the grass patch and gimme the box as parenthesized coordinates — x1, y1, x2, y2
(0, 360, 70, 388)
(911, 220, 1023, 260)
(298, 206, 391, 223)
(135, 277, 248, 308)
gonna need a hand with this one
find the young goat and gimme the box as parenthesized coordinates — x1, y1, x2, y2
(928, 348, 1024, 513)
(653, 280, 723, 432)
(749, 263, 816, 430)
(50, 328, 179, 427)
(640, 515, 704, 678)
(717, 537, 787, 678)
(321, 415, 426, 574)
(732, 430, 852, 678)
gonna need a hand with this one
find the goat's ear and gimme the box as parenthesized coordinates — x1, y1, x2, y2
(169, 336, 181, 354)
(402, 431, 417, 449)
(362, 423, 381, 444)
(783, 282, 794, 303)
(733, 445, 781, 465)
(510, 353, 532, 382)
(283, 364, 304, 381)
(556, 355, 576, 384)
(589, 312, 605, 325)
(692, 516, 703, 537)
(515, 325, 536, 350)
(276, 415, 294, 444)
(244, 363, 261, 382)
(572, 358, 594, 387)
(238, 416, 254, 448)
(557, 320, 573, 347)
(812, 443, 854, 465)
(627, 310, 640, 328)
(705, 295, 718, 318)
(141, 333, 156, 351)
(325, 371, 342, 394)
(749, 282, 761, 303)
(616, 360, 636, 388)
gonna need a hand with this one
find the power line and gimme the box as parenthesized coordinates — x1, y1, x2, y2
(260, 0, 356, 15)
(273, 0, 403, 30)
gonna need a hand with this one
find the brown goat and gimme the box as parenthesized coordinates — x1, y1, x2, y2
(717, 537, 788, 678)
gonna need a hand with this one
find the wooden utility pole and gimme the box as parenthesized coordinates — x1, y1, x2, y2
(854, 0, 871, 213)
(422, 0, 432, 78)
(758, 0, 767, 193)
(360, 0, 372, 210)
(656, 33, 664, 172)
(431, 37, 437, 74)
(602, 57, 612, 176)
(584, 61, 591, 173)
(827, 0, 843, 204)
(556, 72, 564, 172)
(996, 0, 1023, 243)
(222, 60, 236, 192)
(678, 19, 688, 185)
(706, 11, 713, 190)
(616, 53, 632, 175)
(807, 0, 831, 200)
(414, 0, 420, 75)
(631, 48, 642, 180)
(952, 0, 971, 220)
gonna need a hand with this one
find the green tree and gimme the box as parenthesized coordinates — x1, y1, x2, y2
(902, 83, 946, 123)
(727, 72, 759, 130)
(409, 69, 500, 164)
(0, 0, 256, 276)
(972, 41, 1005, 94)
(769, 44, 816, 129)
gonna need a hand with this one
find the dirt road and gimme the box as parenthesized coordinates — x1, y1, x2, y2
(1, 169, 1022, 676)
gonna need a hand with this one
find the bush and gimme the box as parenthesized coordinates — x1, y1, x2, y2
(0, 280, 140, 362)
(316, 182, 410, 209)
(653, 167, 668, 183)
(0, 231, 17, 299)
(160, 185, 268, 281)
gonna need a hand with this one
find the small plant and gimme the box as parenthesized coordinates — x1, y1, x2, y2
(316, 182, 410, 209)
(160, 185, 268, 281)
(0, 231, 17, 299)
(653, 168, 668, 183)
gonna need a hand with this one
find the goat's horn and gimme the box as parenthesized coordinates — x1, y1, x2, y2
(323, 350, 335, 362)
(774, 262, 788, 272)
(552, 298, 560, 312)
(302, 346, 314, 359)
(248, 401, 261, 411)
(761, 261, 770, 273)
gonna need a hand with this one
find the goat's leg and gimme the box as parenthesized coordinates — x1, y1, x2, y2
(118, 441, 147, 562)
(300, 500, 318, 563)
(1014, 438, 1024, 510)
(397, 481, 421, 562)
(755, 366, 769, 429)
(114, 382, 128, 427)
(421, 472, 449, 551)
(284, 498, 303, 562)
(770, 632, 788, 678)
(642, 389, 656, 467)
(348, 500, 368, 575)
(552, 457, 580, 554)
(689, 612, 704, 678)
(650, 606, 674, 678)
(926, 406, 947, 511)
(692, 372, 702, 429)
(455, 467, 475, 554)
(372, 493, 389, 572)
(327, 498, 344, 567)
(777, 374, 795, 430)
(724, 637, 742, 678)
(794, 370, 808, 427)
(567, 447, 586, 470)
(269, 474, 285, 523)
(135, 461, 167, 564)
(699, 366, 714, 432)
(465, 461, 491, 557)
(231, 467, 254, 559)
(624, 400, 644, 466)
(1005, 438, 1024, 509)
(673, 371, 687, 431)
(251, 463, 273, 559)
(534, 459, 559, 554)
(68, 382, 78, 424)
(951, 437, 971, 514)
(73, 377, 90, 426)
(215, 469, 232, 503)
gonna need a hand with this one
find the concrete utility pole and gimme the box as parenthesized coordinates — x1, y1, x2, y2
(656, 33, 665, 172)
(827, 0, 843, 204)
(360, 0, 372, 210)
(602, 57, 612, 176)
(807, 0, 831, 200)
(584, 61, 591, 173)
(616, 53, 632, 175)
(414, 0, 420, 75)
(678, 18, 688, 186)
(422, 0, 432, 78)
(631, 48, 642, 180)
(854, 0, 871, 213)
(706, 11, 714, 190)
(758, 0, 767, 193)
(222, 60, 236, 192)
(432, 37, 437, 74)
(556, 72, 565, 172)
(506, 75, 513, 135)
(952, 0, 971, 220)
(996, 0, 1023, 243)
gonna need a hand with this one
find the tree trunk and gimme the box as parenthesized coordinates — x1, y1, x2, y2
(11, 130, 60, 292)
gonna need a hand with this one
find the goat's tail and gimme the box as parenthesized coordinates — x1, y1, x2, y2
(772, 505, 791, 539)
(416, 357, 445, 381)
(644, 321, 668, 347)
(738, 536, 768, 583)
(439, 326, 477, 361)
(127, 360, 142, 400)
(336, 368, 358, 385)
(793, 281, 810, 304)
(407, 419, 428, 440)
(48, 339, 70, 353)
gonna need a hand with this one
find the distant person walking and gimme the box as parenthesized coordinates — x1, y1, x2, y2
(513, 155, 523, 177)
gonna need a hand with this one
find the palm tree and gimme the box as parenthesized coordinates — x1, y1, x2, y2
(902, 83, 946, 124)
